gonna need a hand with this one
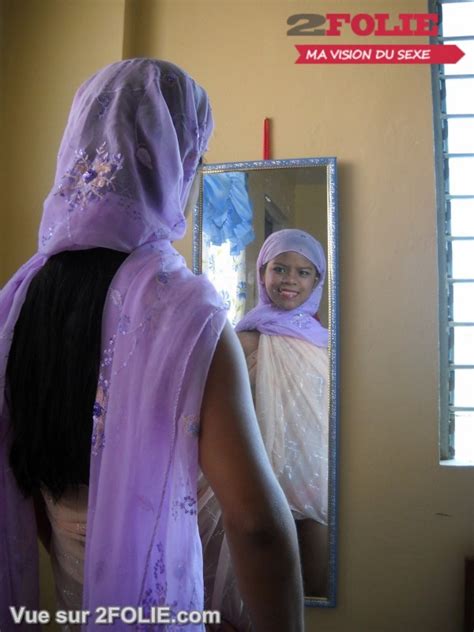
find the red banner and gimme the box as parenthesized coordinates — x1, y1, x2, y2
(295, 44, 464, 64)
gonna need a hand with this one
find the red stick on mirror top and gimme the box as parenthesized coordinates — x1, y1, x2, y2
(263, 118, 271, 160)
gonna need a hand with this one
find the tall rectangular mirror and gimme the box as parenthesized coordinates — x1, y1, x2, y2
(193, 157, 339, 608)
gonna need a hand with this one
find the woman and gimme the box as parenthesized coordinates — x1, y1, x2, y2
(199, 229, 329, 623)
(236, 229, 329, 596)
(0, 59, 303, 631)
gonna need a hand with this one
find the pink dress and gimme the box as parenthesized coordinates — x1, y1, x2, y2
(41, 486, 87, 612)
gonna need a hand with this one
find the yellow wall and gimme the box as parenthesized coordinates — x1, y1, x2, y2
(1, 0, 125, 278)
(1, 1, 473, 631)
(0, 0, 6, 282)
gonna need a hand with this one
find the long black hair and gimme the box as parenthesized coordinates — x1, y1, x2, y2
(6, 248, 128, 501)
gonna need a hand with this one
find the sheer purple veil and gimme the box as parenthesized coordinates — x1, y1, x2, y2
(0, 59, 226, 629)
(235, 229, 328, 347)
(39, 58, 211, 253)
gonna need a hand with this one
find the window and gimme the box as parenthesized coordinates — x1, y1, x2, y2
(432, 0, 474, 462)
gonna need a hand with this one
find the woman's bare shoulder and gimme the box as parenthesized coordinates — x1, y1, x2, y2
(236, 330, 260, 357)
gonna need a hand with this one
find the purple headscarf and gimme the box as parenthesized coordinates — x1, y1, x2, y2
(235, 229, 328, 347)
(0, 59, 226, 629)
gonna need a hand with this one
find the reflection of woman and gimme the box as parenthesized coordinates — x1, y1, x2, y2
(236, 228, 329, 596)
(0, 59, 303, 631)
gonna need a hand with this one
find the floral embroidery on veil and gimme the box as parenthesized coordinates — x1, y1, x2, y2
(56, 142, 123, 212)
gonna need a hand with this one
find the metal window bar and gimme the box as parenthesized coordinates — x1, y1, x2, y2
(439, 36, 474, 42)
(440, 75, 474, 80)
(431, 0, 474, 460)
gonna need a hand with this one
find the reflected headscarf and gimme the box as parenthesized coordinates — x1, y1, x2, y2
(236, 229, 328, 347)
(0, 59, 226, 628)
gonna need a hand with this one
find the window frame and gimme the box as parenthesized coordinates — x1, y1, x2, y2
(430, 0, 474, 463)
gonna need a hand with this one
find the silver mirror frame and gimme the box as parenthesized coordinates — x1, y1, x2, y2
(193, 157, 339, 608)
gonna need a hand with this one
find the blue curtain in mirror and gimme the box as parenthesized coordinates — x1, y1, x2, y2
(203, 171, 255, 255)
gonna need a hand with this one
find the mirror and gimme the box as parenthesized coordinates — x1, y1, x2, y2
(193, 157, 339, 608)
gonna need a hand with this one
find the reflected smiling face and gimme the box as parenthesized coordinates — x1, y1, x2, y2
(262, 250, 319, 311)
